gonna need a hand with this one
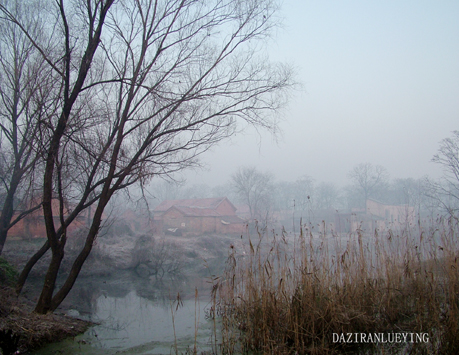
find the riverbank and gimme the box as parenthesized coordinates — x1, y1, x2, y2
(2, 232, 242, 280)
(0, 232, 240, 353)
(0, 286, 91, 354)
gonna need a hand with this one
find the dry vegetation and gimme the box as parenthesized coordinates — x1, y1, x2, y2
(0, 286, 91, 354)
(215, 219, 459, 354)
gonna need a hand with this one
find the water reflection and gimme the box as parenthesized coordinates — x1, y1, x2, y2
(32, 272, 217, 354)
(89, 291, 213, 352)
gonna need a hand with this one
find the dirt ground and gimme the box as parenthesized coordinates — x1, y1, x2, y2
(0, 286, 91, 354)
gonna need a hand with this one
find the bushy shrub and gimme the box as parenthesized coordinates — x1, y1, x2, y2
(133, 236, 186, 280)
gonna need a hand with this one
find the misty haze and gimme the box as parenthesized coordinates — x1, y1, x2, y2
(0, 1, 458, 355)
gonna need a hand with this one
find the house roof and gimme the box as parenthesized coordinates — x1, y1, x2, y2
(171, 205, 222, 217)
(366, 198, 411, 208)
(154, 197, 236, 213)
(220, 215, 245, 224)
(164, 205, 246, 224)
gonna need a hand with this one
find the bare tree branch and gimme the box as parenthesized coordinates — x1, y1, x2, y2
(5, 0, 294, 313)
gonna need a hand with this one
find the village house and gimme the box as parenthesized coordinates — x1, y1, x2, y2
(153, 197, 246, 236)
(364, 198, 415, 230)
(5, 198, 93, 239)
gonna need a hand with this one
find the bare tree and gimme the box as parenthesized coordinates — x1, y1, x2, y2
(1, 0, 294, 313)
(348, 163, 389, 208)
(0, 0, 53, 255)
(314, 182, 339, 210)
(430, 131, 459, 214)
(293, 176, 314, 211)
(231, 166, 274, 227)
(148, 180, 185, 207)
(271, 176, 313, 211)
(271, 180, 294, 211)
(387, 177, 439, 227)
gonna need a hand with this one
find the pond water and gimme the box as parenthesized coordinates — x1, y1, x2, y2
(30, 272, 220, 355)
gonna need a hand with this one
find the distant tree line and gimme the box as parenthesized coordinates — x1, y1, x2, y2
(149, 155, 459, 227)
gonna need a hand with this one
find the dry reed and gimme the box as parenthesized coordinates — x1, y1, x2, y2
(216, 218, 459, 354)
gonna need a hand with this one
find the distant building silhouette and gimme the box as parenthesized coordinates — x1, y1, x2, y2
(153, 197, 246, 235)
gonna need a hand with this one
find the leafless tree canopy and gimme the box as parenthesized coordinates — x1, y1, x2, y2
(315, 182, 338, 210)
(348, 162, 389, 208)
(4, 0, 293, 209)
(430, 131, 459, 213)
(0, 0, 294, 313)
(231, 166, 274, 226)
(0, 0, 53, 254)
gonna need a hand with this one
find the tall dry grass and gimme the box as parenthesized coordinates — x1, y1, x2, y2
(216, 218, 459, 354)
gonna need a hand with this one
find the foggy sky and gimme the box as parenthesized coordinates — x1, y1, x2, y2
(185, 0, 459, 187)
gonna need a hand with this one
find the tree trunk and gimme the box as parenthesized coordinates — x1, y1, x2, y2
(15, 240, 49, 295)
(32, 1, 114, 314)
(0, 176, 21, 255)
(47, 194, 109, 312)
(0, 198, 15, 256)
(49, 232, 96, 311)
(33, 244, 64, 314)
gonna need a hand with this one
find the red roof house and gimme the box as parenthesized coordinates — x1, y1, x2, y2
(6, 198, 94, 239)
(153, 197, 246, 236)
